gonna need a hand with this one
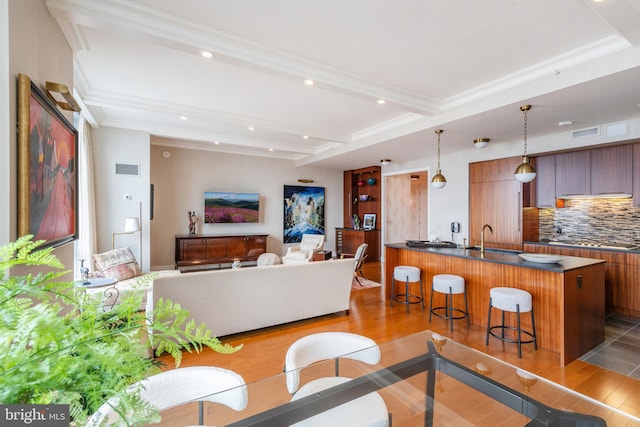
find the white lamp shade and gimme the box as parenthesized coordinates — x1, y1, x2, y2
(515, 171, 536, 183)
(124, 217, 140, 232)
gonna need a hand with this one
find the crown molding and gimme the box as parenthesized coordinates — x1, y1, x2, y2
(46, 0, 439, 116)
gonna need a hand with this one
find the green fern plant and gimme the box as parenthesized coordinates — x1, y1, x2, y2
(0, 235, 242, 425)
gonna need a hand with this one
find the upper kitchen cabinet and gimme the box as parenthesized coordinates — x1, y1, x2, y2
(555, 151, 590, 197)
(633, 143, 640, 207)
(533, 155, 556, 208)
(590, 145, 632, 196)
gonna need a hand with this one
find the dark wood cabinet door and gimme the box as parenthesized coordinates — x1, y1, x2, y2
(181, 238, 206, 261)
(225, 237, 244, 259)
(555, 151, 590, 197)
(205, 238, 227, 259)
(534, 155, 556, 207)
(590, 145, 632, 196)
(245, 235, 267, 259)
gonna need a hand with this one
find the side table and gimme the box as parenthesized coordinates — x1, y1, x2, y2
(313, 250, 333, 261)
(75, 277, 119, 311)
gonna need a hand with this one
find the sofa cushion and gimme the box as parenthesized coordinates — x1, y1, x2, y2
(92, 247, 142, 281)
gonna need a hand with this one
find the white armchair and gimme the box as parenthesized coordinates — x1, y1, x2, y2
(282, 234, 325, 264)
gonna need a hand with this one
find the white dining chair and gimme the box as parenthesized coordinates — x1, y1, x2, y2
(284, 332, 390, 427)
(86, 366, 247, 426)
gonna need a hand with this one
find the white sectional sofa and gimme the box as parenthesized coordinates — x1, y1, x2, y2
(147, 258, 355, 338)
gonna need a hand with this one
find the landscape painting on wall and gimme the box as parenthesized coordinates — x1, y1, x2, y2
(204, 192, 260, 223)
(283, 185, 325, 243)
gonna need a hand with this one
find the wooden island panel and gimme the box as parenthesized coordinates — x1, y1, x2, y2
(385, 245, 605, 366)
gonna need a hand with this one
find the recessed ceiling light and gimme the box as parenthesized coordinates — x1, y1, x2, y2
(303, 135, 309, 139)
(268, 148, 274, 152)
(213, 141, 220, 145)
(248, 126, 255, 131)
(304, 79, 314, 86)
(377, 99, 386, 104)
(201, 50, 213, 58)
(179, 115, 188, 120)
(558, 120, 573, 127)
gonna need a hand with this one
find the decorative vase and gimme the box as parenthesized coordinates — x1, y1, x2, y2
(367, 178, 376, 185)
(357, 178, 365, 186)
(188, 211, 197, 235)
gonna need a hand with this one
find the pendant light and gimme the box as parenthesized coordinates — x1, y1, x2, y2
(514, 104, 536, 183)
(431, 129, 446, 189)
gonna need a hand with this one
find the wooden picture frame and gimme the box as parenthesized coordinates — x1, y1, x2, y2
(363, 213, 376, 230)
(17, 74, 78, 248)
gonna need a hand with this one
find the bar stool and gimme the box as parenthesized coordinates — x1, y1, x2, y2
(485, 287, 537, 358)
(429, 274, 469, 331)
(391, 266, 423, 314)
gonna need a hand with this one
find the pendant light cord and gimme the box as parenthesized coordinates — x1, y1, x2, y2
(522, 107, 528, 157)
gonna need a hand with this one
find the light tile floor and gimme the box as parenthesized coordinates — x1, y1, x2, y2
(580, 314, 640, 379)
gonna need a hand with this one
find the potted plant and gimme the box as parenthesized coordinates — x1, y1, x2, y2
(0, 235, 241, 425)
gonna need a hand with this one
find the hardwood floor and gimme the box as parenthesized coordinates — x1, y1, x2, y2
(159, 261, 640, 422)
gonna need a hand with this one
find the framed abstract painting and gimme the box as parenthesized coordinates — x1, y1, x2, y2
(283, 185, 325, 243)
(17, 74, 79, 248)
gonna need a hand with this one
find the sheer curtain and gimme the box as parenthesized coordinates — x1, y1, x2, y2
(76, 117, 97, 274)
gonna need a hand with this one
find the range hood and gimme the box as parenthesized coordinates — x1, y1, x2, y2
(557, 193, 632, 200)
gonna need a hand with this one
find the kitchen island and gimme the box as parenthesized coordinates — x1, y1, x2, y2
(385, 243, 606, 366)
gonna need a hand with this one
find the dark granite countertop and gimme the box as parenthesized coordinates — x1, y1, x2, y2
(385, 242, 605, 272)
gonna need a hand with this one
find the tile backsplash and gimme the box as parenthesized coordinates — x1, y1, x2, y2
(539, 198, 640, 245)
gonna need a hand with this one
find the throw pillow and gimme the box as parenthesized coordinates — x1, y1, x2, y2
(92, 247, 141, 281)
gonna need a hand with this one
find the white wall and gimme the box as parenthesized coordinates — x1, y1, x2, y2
(91, 127, 151, 270)
(148, 145, 343, 269)
(3, 0, 74, 276)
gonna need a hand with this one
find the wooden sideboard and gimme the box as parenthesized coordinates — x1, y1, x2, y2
(175, 234, 267, 268)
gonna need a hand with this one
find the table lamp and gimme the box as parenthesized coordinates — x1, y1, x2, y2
(112, 217, 140, 249)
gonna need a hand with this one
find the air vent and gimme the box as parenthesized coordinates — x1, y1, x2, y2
(572, 127, 599, 138)
(605, 121, 627, 137)
(115, 163, 139, 176)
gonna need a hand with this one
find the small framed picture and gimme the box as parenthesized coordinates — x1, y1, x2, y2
(363, 213, 376, 230)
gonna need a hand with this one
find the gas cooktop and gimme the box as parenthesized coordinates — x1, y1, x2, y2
(406, 240, 457, 249)
(548, 240, 638, 251)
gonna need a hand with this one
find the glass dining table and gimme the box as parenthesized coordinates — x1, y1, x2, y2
(149, 330, 640, 426)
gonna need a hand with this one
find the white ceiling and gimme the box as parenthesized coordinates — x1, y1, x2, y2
(47, 0, 640, 170)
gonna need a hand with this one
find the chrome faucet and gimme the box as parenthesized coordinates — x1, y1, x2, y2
(481, 224, 493, 253)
